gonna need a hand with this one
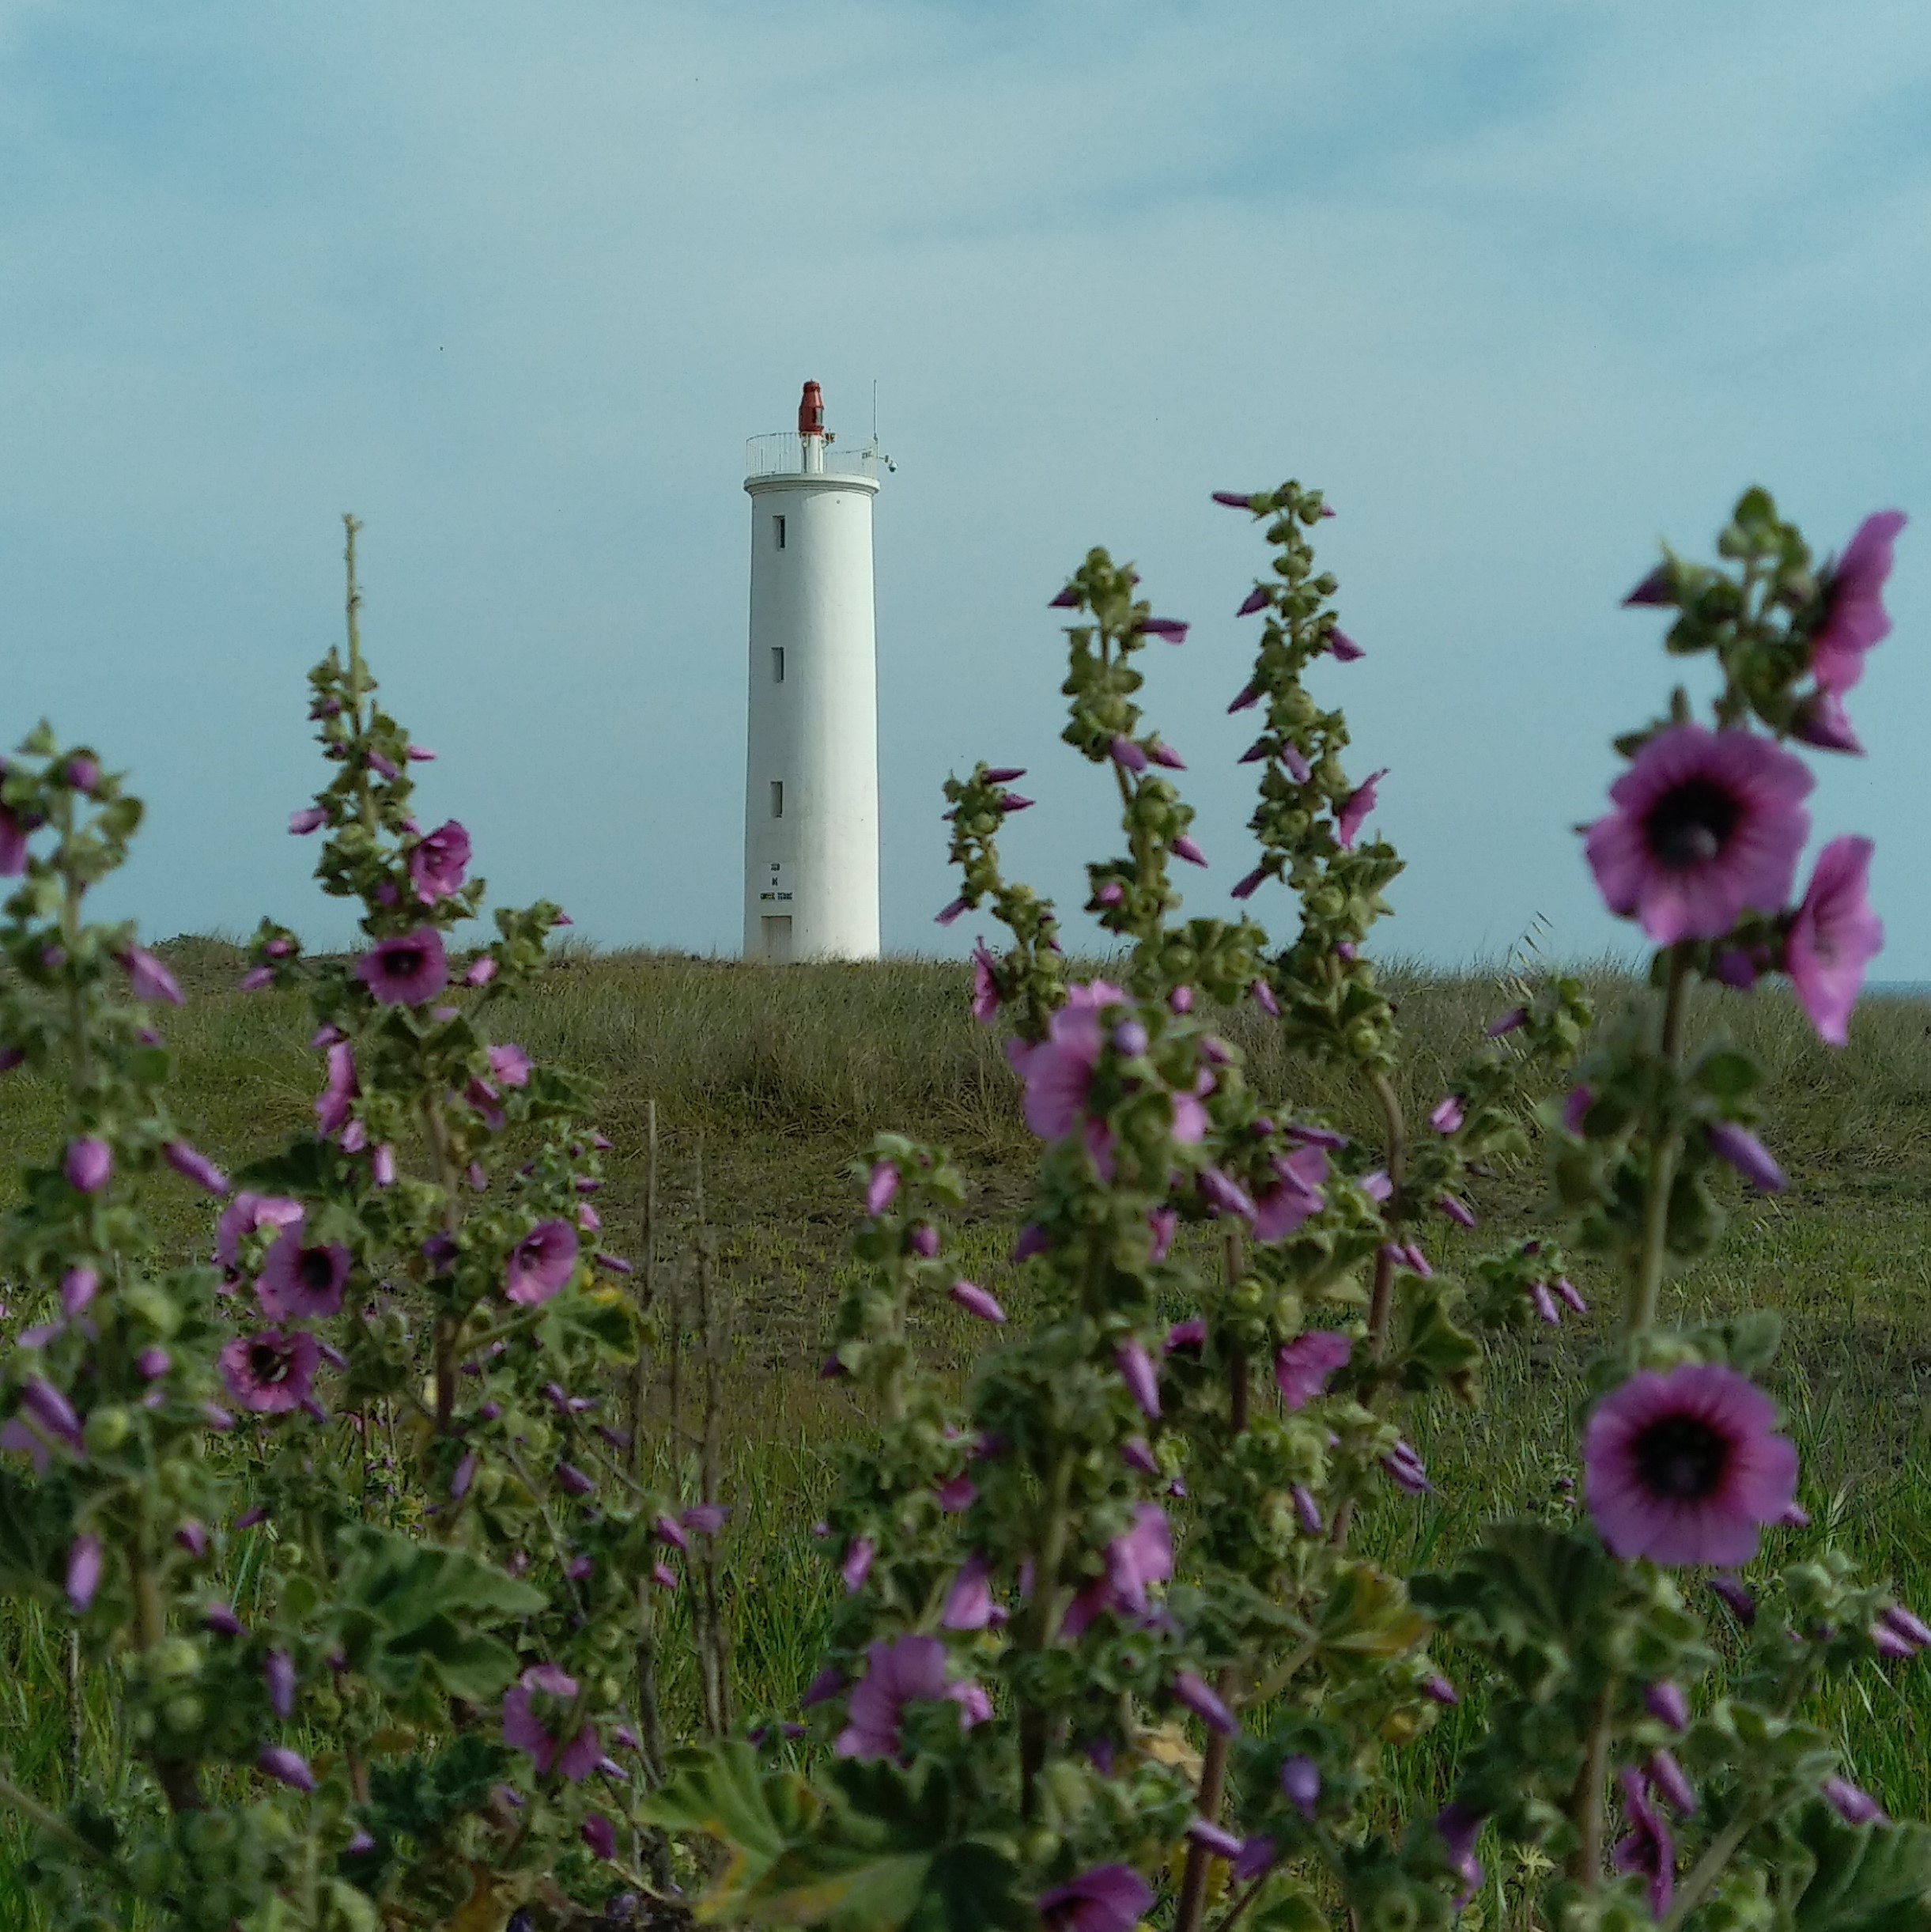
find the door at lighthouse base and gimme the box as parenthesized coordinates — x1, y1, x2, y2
(761, 916, 793, 966)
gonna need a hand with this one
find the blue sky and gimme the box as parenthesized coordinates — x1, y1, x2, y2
(2, 1, 1927, 969)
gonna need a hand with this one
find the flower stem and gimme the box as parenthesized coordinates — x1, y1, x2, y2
(1657, 1807, 1760, 1932)
(1364, 1070, 1408, 1363)
(1630, 948, 1691, 1337)
(1566, 1679, 1616, 1889)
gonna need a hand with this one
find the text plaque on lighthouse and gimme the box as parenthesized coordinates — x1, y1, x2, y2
(741, 382, 883, 964)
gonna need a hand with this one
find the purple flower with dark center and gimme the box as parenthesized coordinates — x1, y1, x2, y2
(1336, 769, 1388, 850)
(1787, 835, 1883, 1048)
(1822, 1776, 1890, 1828)
(1173, 1669, 1234, 1735)
(504, 1219, 579, 1306)
(866, 1161, 898, 1215)
(409, 820, 471, 903)
(1584, 1363, 1797, 1567)
(1136, 616, 1188, 644)
(356, 929, 450, 1006)
(841, 1536, 875, 1594)
(950, 1280, 1006, 1323)
(502, 1665, 600, 1780)
(1328, 628, 1364, 661)
(1038, 1866, 1152, 1932)
(1275, 1331, 1351, 1410)
(315, 1041, 357, 1137)
(1116, 1339, 1160, 1419)
(218, 1329, 319, 1414)
(258, 1745, 316, 1793)
(265, 1650, 296, 1720)
(1611, 1765, 1675, 1917)
(66, 1535, 102, 1612)
(942, 1554, 995, 1630)
(1808, 511, 1906, 694)
(1793, 690, 1864, 754)
(1280, 1756, 1321, 1820)
(1584, 724, 1812, 943)
(65, 1137, 111, 1194)
(835, 1635, 988, 1761)
(259, 1231, 351, 1321)
(122, 947, 184, 1006)
(1706, 1121, 1786, 1193)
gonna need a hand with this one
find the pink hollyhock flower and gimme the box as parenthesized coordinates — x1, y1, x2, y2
(219, 1329, 319, 1414)
(487, 1043, 531, 1087)
(1253, 1145, 1327, 1242)
(65, 1138, 111, 1193)
(941, 1553, 996, 1630)
(356, 928, 449, 1005)
(1786, 835, 1882, 1047)
(969, 943, 1000, 1023)
(1808, 511, 1906, 694)
(315, 1041, 357, 1136)
(258, 1231, 352, 1321)
(1038, 1866, 1153, 1932)
(501, 1664, 600, 1780)
(1583, 725, 1812, 943)
(121, 947, 184, 1006)
(835, 1635, 988, 1761)
(217, 1194, 304, 1270)
(1275, 1330, 1351, 1409)
(505, 1219, 579, 1305)
(1336, 769, 1388, 850)
(1007, 980, 1126, 1140)
(1582, 1363, 1797, 1566)
(1611, 1766, 1674, 1918)
(408, 820, 471, 902)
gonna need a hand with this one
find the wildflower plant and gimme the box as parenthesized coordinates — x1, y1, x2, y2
(0, 520, 680, 1930)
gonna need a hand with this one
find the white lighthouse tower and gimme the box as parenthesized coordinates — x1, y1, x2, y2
(742, 380, 885, 963)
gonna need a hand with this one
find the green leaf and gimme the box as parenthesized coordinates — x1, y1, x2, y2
(642, 1741, 805, 1877)
(1783, 1805, 1931, 1932)
(1693, 1049, 1762, 1102)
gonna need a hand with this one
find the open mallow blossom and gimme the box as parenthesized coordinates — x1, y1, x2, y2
(504, 1219, 579, 1305)
(1786, 835, 1883, 1047)
(834, 1635, 989, 1763)
(1336, 769, 1388, 851)
(408, 819, 471, 902)
(217, 1193, 304, 1272)
(1063, 1503, 1173, 1635)
(218, 1328, 319, 1415)
(1007, 980, 1127, 1144)
(1584, 724, 1812, 944)
(1808, 510, 1906, 695)
(1037, 1865, 1153, 1932)
(1583, 1363, 1798, 1566)
(1275, 1329, 1351, 1410)
(501, 1663, 601, 1780)
(355, 928, 450, 1005)
(257, 1230, 353, 1321)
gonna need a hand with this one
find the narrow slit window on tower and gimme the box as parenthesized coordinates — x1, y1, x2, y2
(772, 646, 785, 682)
(773, 515, 786, 550)
(770, 780, 784, 819)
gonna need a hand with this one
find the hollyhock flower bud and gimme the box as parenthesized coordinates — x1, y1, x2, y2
(258, 1745, 316, 1793)
(1706, 1121, 1786, 1193)
(61, 1267, 98, 1316)
(1199, 1167, 1256, 1221)
(1709, 1574, 1758, 1624)
(1049, 585, 1080, 608)
(1147, 1206, 1177, 1262)
(239, 966, 274, 991)
(1421, 1673, 1459, 1705)
(1280, 1756, 1321, 1820)
(136, 1347, 170, 1379)
(289, 806, 327, 834)
(1236, 585, 1270, 617)
(934, 895, 969, 926)
(935, 1473, 977, 1510)
(1172, 835, 1207, 867)
(164, 1140, 229, 1195)
(1793, 689, 1864, 754)
(65, 1137, 111, 1193)
(1012, 1222, 1049, 1262)
(1430, 1095, 1464, 1133)
(1113, 1018, 1148, 1057)
(1437, 1194, 1476, 1229)
(1823, 1776, 1890, 1827)
(1646, 1749, 1697, 1816)
(205, 1601, 245, 1636)
(1136, 616, 1188, 644)
(1187, 1819, 1244, 1860)
(1623, 563, 1675, 607)
(1645, 1680, 1689, 1731)
(1361, 1170, 1393, 1201)
(1529, 1282, 1560, 1325)
(66, 1535, 102, 1612)
(341, 1119, 368, 1153)
(1165, 1317, 1206, 1352)
(1230, 865, 1267, 899)
(465, 953, 498, 987)
(265, 1650, 297, 1720)
(1109, 735, 1148, 773)
(1384, 1440, 1431, 1494)
(1120, 1438, 1158, 1476)
(1554, 1276, 1587, 1314)
(1328, 627, 1364, 661)
(1879, 1604, 1931, 1652)
(941, 1554, 995, 1630)
(1228, 682, 1261, 713)
(841, 1537, 875, 1593)
(950, 1280, 1007, 1324)
(1292, 1484, 1323, 1536)
(1336, 769, 1387, 850)
(1808, 510, 1906, 694)
(1281, 743, 1312, 785)
(1115, 1340, 1161, 1419)
(1173, 1669, 1234, 1734)
(121, 947, 184, 1005)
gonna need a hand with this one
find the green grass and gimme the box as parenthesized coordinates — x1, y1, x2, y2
(6, 947, 1931, 1912)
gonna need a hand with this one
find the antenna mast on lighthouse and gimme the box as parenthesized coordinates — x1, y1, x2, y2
(740, 382, 886, 963)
